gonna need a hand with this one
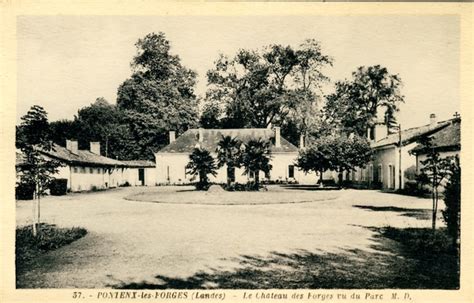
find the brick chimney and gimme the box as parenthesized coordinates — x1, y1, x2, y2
(299, 134, 305, 149)
(274, 127, 281, 148)
(169, 131, 176, 144)
(66, 140, 78, 155)
(90, 142, 101, 155)
(430, 113, 437, 126)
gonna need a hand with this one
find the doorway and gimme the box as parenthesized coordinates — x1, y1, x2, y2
(138, 168, 145, 186)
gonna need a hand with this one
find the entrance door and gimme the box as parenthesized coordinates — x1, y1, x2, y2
(138, 168, 145, 186)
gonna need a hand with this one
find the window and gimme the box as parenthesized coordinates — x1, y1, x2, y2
(80, 167, 86, 174)
(369, 127, 375, 141)
(377, 165, 383, 183)
(249, 171, 255, 179)
(288, 165, 295, 178)
(89, 168, 94, 174)
(73, 167, 78, 173)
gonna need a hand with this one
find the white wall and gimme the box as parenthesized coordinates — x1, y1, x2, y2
(155, 151, 319, 185)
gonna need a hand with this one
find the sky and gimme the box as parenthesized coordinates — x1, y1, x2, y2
(17, 15, 460, 129)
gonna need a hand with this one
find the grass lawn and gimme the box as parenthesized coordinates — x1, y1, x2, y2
(16, 224, 87, 286)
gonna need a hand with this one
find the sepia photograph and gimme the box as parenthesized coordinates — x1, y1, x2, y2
(1, 2, 471, 301)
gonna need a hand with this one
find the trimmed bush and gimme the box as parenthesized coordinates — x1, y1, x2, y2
(49, 178, 68, 196)
(15, 182, 35, 200)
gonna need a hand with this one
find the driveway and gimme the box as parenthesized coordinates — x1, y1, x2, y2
(15, 186, 442, 288)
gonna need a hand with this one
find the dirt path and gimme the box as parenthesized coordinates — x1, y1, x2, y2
(16, 187, 441, 288)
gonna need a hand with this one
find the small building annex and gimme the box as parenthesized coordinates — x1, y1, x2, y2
(155, 127, 317, 185)
(346, 114, 459, 190)
(16, 140, 156, 192)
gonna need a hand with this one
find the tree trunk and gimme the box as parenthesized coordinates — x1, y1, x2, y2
(338, 169, 343, 187)
(199, 171, 205, 189)
(227, 166, 232, 187)
(255, 170, 260, 191)
(431, 190, 436, 230)
(32, 181, 39, 237)
(319, 168, 324, 188)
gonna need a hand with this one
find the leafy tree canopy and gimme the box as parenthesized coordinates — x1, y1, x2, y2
(116, 32, 199, 158)
(203, 39, 332, 144)
(324, 65, 404, 137)
(296, 134, 372, 184)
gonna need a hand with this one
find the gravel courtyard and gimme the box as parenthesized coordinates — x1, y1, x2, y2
(16, 186, 443, 289)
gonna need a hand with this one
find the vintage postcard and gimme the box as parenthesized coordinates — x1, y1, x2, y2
(0, 1, 472, 303)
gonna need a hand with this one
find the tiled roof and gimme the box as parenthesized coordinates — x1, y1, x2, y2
(411, 119, 460, 154)
(371, 120, 453, 149)
(158, 128, 299, 153)
(121, 160, 156, 168)
(40, 144, 125, 167)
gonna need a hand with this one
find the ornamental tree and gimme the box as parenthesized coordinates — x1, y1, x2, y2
(240, 139, 272, 190)
(16, 105, 62, 236)
(216, 135, 242, 186)
(186, 148, 217, 190)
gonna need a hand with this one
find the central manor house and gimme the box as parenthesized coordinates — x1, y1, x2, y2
(155, 114, 460, 189)
(155, 127, 317, 185)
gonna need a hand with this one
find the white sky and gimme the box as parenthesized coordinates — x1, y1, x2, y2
(17, 15, 460, 129)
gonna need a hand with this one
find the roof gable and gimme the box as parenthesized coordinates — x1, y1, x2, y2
(158, 128, 299, 153)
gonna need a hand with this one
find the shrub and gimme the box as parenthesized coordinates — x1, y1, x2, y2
(443, 157, 460, 248)
(119, 181, 131, 187)
(382, 227, 453, 255)
(49, 178, 68, 196)
(404, 165, 417, 181)
(15, 182, 35, 200)
(16, 223, 87, 269)
(223, 181, 265, 191)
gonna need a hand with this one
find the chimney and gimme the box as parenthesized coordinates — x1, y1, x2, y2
(299, 134, 305, 149)
(374, 123, 388, 142)
(66, 140, 78, 154)
(430, 113, 437, 126)
(169, 131, 176, 144)
(274, 127, 281, 148)
(90, 142, 101, 155)
(198, 128, 204, 142)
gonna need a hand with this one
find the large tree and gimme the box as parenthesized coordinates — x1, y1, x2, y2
(324, 65, 404, 136)
(16, 106, 62, 236)
(117, 32, 199, 159)
(49, 98, 137, 160)
(296, 134, 372, 186)
(204, 39, 332, 144)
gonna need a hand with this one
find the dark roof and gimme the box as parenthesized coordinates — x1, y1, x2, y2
(40, 144, 125, 167)
(371, 119, 453, 149)
(411, 119, 461, 154)
(121, 160, 156, 168)
(158, 128, 299, 153)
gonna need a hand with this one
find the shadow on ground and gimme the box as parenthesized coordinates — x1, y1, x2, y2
(353, 205, 431, 220)
(111, 227, 459, 290)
